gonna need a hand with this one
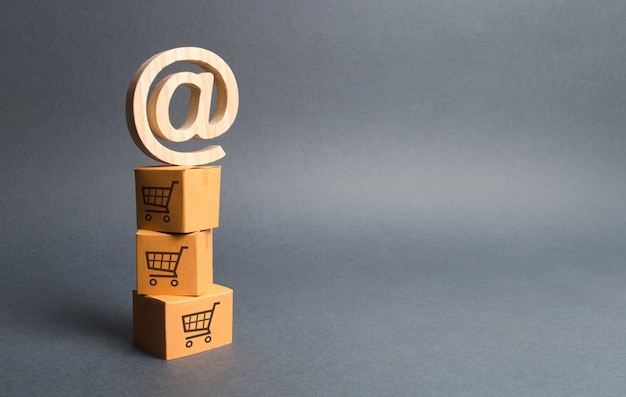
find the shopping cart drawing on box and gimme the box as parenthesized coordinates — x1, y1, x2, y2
(142, 180, 178, 222)
(182, 302, 220, 348)
(146, 246, 187, 286)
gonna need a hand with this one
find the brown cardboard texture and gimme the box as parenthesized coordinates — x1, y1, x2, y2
(133, 284, 233, 360)
(136, 229, 213, 296)
(135, 165, 221, 233)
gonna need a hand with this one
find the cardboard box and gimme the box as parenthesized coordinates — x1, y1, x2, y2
(133, 284, 233, 360)
(135, 165, 221, 233)
(136, 229, 213, 296)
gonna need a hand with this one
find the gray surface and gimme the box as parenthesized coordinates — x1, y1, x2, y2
(3, 1, 626, 395)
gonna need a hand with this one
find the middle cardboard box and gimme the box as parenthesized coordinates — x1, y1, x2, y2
(136, 229, 213, 296)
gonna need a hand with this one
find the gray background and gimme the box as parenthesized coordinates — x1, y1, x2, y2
(2, 0, 626, 395)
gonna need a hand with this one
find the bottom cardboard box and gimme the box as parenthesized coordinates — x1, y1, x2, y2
(133, 284, 233, 360)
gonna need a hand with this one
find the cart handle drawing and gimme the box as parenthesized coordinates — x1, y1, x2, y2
(182, 302, 220, 348)
(146, 246, 188, 287)
(142, 180, 179, 223)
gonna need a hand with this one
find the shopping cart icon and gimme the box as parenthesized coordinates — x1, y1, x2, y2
(182, 302, 220, 348)
(142, 180, 179, 222)
(146, 246, 188, 286)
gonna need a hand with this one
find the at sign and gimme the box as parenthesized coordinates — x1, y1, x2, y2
(126, 47, 239, 165)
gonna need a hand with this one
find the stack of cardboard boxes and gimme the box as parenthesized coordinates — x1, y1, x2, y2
(132, 165, 233, 360)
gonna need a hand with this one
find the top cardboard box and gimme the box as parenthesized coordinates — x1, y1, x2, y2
(135, 165, 221, 233)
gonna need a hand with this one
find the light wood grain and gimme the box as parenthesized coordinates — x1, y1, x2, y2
(126, 47, 239, 165)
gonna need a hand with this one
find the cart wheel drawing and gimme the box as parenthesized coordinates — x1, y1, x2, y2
(163, 215, 170, 223)
(171, 279, 178, 287)
(184, 336, 212, 348)
(145, 213, 152, 221)
(150, 278, 157, 286)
